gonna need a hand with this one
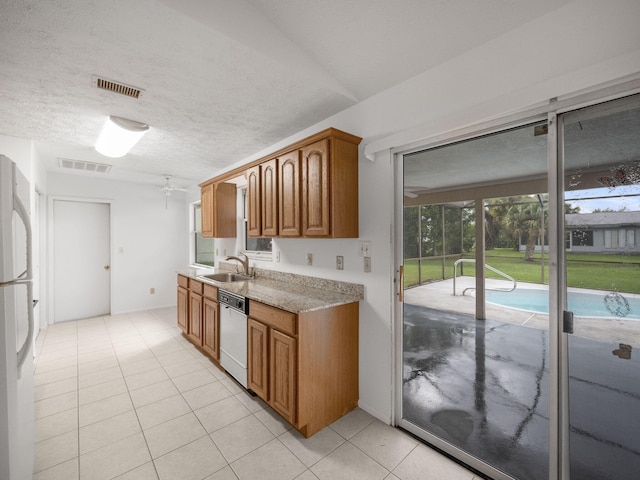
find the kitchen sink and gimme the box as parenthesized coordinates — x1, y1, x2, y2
(199, 272, 252, 283)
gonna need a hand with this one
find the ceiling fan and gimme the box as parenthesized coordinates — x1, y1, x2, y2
(159, 175, 187, 208)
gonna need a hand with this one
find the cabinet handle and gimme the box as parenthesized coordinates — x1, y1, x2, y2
(398, 265, 404, 303)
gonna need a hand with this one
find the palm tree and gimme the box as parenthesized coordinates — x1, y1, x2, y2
(503, 199, 544, 261)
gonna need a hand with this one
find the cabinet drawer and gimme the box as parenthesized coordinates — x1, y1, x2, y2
(189, 279, 203, 295)
(178, 274, 189, 289)
(250, 301, 296, 336)
(203, 283, 218, 300)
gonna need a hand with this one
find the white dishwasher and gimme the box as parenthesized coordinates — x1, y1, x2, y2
(218, 289, 249, 388)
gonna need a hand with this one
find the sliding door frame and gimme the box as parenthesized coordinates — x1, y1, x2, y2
(393, 77, 640, 480)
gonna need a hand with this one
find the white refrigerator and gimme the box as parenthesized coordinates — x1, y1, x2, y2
(0, 155, 35, 479)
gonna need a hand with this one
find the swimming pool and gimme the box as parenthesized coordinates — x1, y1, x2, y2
(485, 288, 640, 319)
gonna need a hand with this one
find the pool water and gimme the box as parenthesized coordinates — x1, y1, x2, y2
(485, 288, 640, 319)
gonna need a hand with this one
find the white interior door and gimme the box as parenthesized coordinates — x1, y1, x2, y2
(53, 200, 110, 322)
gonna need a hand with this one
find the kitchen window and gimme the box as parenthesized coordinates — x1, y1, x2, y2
(193, 203, 215, 266)
(242, 189, 272, 259)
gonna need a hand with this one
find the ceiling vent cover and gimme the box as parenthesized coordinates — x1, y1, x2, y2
(58, 158, 112, 173)
(92, 76, 143, 99)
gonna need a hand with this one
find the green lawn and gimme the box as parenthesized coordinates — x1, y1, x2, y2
(404, 248, 640, 293)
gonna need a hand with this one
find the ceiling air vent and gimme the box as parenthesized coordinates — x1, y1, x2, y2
(58, 158, 112, 173)
(92, 76, 143, 99)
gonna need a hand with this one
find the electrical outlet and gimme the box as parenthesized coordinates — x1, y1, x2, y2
(306, 253, 313, 266)
(150, 288, 155, 294)
(336, 255, 344, 270)
(364, 256, 371, 273)
(215, 248, 219, 256)
(359, 241, 371, 257)
(275, 251, 280, 262)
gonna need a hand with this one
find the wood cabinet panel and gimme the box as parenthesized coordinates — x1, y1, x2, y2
(248, 318, 269, 401)
(188, 291, 203, 346)
(200, 182, 237, 238)
(203, 284, 218, 300)
(189, 279, 203, 295)
(278, 152, 301, 236)
(270, 329, 297, 424)
(261, 159, 278, 237)
(201, 183, 214, 237)
(246, 166, 261, 237)
(177, 285, 188, 334)
(301, 139, 331, 236)
(297, 302, 359, 437)
(249, 301, 296, 336)
(202, 298, 219, 360)
(178, 274, 189, 289)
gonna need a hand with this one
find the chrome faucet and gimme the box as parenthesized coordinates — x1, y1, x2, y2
(225, 253, 251, 276)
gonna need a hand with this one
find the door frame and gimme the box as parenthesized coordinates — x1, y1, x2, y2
(47, 196, 114, 325)
(392, 78, 640, 480)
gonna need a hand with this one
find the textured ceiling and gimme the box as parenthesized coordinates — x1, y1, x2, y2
(0, 0, 572, 188)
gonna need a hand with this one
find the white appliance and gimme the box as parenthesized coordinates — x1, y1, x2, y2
(218, 289, 249, 388)
(0, 155, 35, 480)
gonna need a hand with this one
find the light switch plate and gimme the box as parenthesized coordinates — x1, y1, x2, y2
(364, 256, 371, 273)
(359, 241, 371, 257)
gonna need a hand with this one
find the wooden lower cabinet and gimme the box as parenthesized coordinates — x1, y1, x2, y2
(178, 275, 220, 363)
(202, 297, 219, 360)
(188, 289, 203, 346)
(270, 329, 297, 424)
(248, 300, 358, 438)
(248, 319, 269, 400)
(177, 285, 188, 334)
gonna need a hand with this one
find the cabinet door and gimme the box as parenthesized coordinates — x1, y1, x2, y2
(248, 319, 269, 401)
(261, 159, 278, 237)
(202, 298, 219, 360)
(201, 183, 214, 238)
(188, 292, 203, 346)
(270, 329, 297, 424)
(279, 152, 301, 236)
(301, 139, 330, 236)
(246, 166, 261, 237)
(177, 286, 188, 334)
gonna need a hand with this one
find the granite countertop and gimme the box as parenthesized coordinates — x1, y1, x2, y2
(177, 266, 364, 314)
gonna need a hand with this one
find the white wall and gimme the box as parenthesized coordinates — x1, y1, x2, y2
(47, 172, 189, 316)
(202, 0, 640, 424)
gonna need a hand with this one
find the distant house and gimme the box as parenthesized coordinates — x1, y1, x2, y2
(565, 211, 640, 253)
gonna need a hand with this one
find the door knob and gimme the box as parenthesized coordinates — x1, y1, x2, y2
(104, 265, 110, 270)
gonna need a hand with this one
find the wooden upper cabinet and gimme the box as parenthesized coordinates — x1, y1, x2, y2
(200, 182, 237, 238)
(261, 159, 278, 237)
(201, 183, 214, 237)
(246, 165, 261, 237)
(202, 128, 361, 239)
(302, 139, 331, 237)
(278, 151, 301, 237)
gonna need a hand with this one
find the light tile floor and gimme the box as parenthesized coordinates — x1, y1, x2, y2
(32, 307, 482, 480)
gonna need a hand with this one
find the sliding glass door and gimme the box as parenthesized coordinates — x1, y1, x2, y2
(560, 96, 640, 479)
(399, 93, 640, 480)
(401, 121, 550, 480)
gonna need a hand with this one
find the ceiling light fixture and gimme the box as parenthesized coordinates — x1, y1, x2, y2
(95, 116, 149, 158)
